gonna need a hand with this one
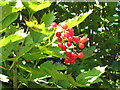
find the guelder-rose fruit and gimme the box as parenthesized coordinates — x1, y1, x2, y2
(77, 52, 84, 58)
(62, 24, 68, 29)
(73, 37, 80, 43)
(51, 22, 57, 27)
(64, 32, 69, 38)
(70, 59, 76, 64)
(67, 42, 72, 47)
(66, 52, 72, 57)
(68, 36, 73, 42)
(58, 37, 62, 42)
(68, 31, 74, 37)
(64, 58, 71, 64)
(80, 36, 89, 43)
(79, 43, 85, 49)
(70, 54, 78, 59)
(56, 32, 61, 37)
(61, 46, 67, 51)
(58, 43, 63, 48)
(68, 28, 74, 32)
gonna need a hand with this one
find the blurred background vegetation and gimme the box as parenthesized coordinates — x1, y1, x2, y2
(0, 1, 120, 89)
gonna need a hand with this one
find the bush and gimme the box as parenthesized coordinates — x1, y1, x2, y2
(0, 1, 120, 89)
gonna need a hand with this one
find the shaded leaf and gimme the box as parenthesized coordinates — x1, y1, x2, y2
(110, 61, 120, 71)
(82, 46, 96, 59)
(41, 12, 55, 27)
(1, 12, 18, 29)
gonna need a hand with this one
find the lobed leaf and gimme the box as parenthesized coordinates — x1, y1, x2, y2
(76, 66, 107, 85)
(41, 12, 56, 27)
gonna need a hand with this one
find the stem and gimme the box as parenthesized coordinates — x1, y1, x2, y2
(13, 60, 18, 90)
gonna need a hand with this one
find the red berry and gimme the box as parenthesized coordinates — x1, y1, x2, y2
(58, 43, 63, 48)
(80, 36, 89, 43)
(61, 46, 67, 51)
(67, 42, 72, 47)
(70, 54, 78, 59)
(68, 31, 74, 37)
(73, 37, 80, 43)
(64, 32, 69, 38)
(61, 24, 68, 29)
(68, 36, 73, 42)
(26, 60, 30, 62)
(58, 37, 62, 42)
(56, 32, 61, 37)
(68, 28, 74, 32)
(66, 52, 72, 57)
(70, 59, 76, 64)
(51, 22, 57, 27)
(79, 43, 85, 49)
(77, 52, 84, 58)
(64, 58, 71, 64)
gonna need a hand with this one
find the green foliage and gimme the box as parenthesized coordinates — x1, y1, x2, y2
(76, 66, 107, 85)
(82, 46, 96, 59)
(1, 12, 18, 29)
(0, 34, 24, 48)
(41, 12, 56, 27)
(0, 1, 119, 89)
(22, 2, 51, 14)
(66, 10, 93, 28)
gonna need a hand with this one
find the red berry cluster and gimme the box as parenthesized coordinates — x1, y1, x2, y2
(51, 22, 89, 65)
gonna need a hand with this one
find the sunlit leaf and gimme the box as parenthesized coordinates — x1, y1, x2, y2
(76, 66, 107, 85)
(66, 10, 93, 28)
(23, 2, 51, 14)
(0, 34, 24, 48)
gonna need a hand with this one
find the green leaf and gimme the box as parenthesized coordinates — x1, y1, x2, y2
(18, 76, 28, 87)
(25, 35, 34, 45)
(109, 61, 120, 71)
(40, 61, 67, 81)
(18, 44, 34, 57)
(0, 34, 24, 48)
(23, 2, 51, 14)
(41, 12, 55, 27)
(1, 12, 18, 29)
(67, 74, 88, 87)
(30, 29, 47, 43)
(1, 5, 12, 21)
(22, 52, 47, 61)
(26, 21, 48, 43)
(82, 46, 96, 59)
(66, 10, 93, 28)
(57, 80, 71, 88)
(37, 45, 67, 58)
(0, 1, 9, 6)
(26, 21, 53, 36)
(41, 61, 66, 71)
(76, 66, 107, 85)
(1, 25, 17, 36)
